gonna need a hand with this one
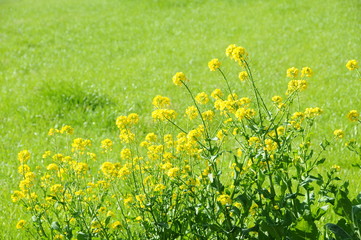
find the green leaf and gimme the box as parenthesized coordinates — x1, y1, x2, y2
(314, 205, 329, 220)
(300, 175, 321, 187)
(260, 221, 284, 239)
(51, 221, 61, 231)
(105, 216, 112, 226)
(316, 158, 326, 165)
(334, 189, 352, 220)
(325, 223, 352, 240)
(77, 232, 89, 240)
(289, 216, 318, 240)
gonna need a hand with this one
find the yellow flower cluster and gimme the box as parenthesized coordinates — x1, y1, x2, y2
(185, 106, 198, 120)
(287, 67, 299, 78)
(72, 138, 92, 152)
(18, 150, 30, 163)
(101, 139, 113, 152)
(239, 71, 248, 81)
(217, 194, 232, 205)
(346, 59, 358, 70)
(195, 92, 209, 105)
(48, 125, 74, 136)
(152, 95, 171, 108)
(286, 80, 307, 95)
(214, 94, 252, 116)
(264, 139, 278, 152)
(211, 88, 223, 100)
(226, 44, 248, 62)
(208, 58, 221, 71)
(347, 110, 359, 122)
(152, 109, 177, 121)
(117, 113, 139, 143)
(333, 129, 344, 138)
(304, 107, 323, 118)
(301, 67, 313, 77)
(172, 72, 188, 86)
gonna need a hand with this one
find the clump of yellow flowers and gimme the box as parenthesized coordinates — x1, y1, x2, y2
(12, 45, 359, 240)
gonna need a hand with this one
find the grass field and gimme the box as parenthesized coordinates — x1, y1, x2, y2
(1, 0, 360, 238)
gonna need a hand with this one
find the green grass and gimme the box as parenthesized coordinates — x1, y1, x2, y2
(0, 0, 360, 238)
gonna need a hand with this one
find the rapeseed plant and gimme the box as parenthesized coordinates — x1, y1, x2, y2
(12, 47, 361, 240)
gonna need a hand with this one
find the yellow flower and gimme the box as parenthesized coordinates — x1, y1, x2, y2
(195, 92, 209, 105)
(233, 202, 242, 209)
(201, 110, 215, 121)
(123, 195, 134, 205)
(287, 67, 299, 78)
(91, 221, 101, 229)
(54, 234, 65, 240)
(59, 125, 74, 134)
(69, 218, 76, 224)
(18, 164, 31, 174)
(120, 148, 132, 160)
(208, 58, 221, 71)
(152, 109, 177, 121)
(237, 149, 243, 157)
(304, 107, 322, 118)
(272, 96, 282, 103)
(331, 165, 341, 171)
(152, 95, 171, 108)
(101, 139, 113, 151)
(116, 116, 128, 129)
(48, 128, 59, 136)
(107, 211, 115, 217)
(346, 60, 358, 70)
(46, 163, 59, 171)
(50, 184, 64, 193)
(239, 71, 248, 81)
(248, 136, 261, 146)
(235, 108, 256, 120)
(216, 129, 225, 140)
(167, 167, 180, 178)
(211, 89, 223, 99)
(18, 150, 30, 163)
(225, 44, 237, 58)
(16, 220, 26, 229)
(347, 110, 359, 122)
(276, 126, 285, 136)
(172, 72, 188, 86)
(72, 138, 91, 152)
(232, 46, 247, 61)
(154, 184, 166, 191)
(42, 150, 51, 159)
(185, 106, 198, 120)
(72, 162, 89, 174)
(119, 129, 135, 143)
(264, 139, 277, 152)
(118, 165, 131, 179)
(286, 80, 307, 94)
(145, 133, 157, 142)
(11, 191, 25, 202)
(87, 152, 97, 161)
(111, 221, 122, 229)
(301, 67, 313, 77)
(101, 162, 116, 176)
(333, 129, 344, 138)
(127, 113, 139, 125)
(217, 194, 232, 205)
